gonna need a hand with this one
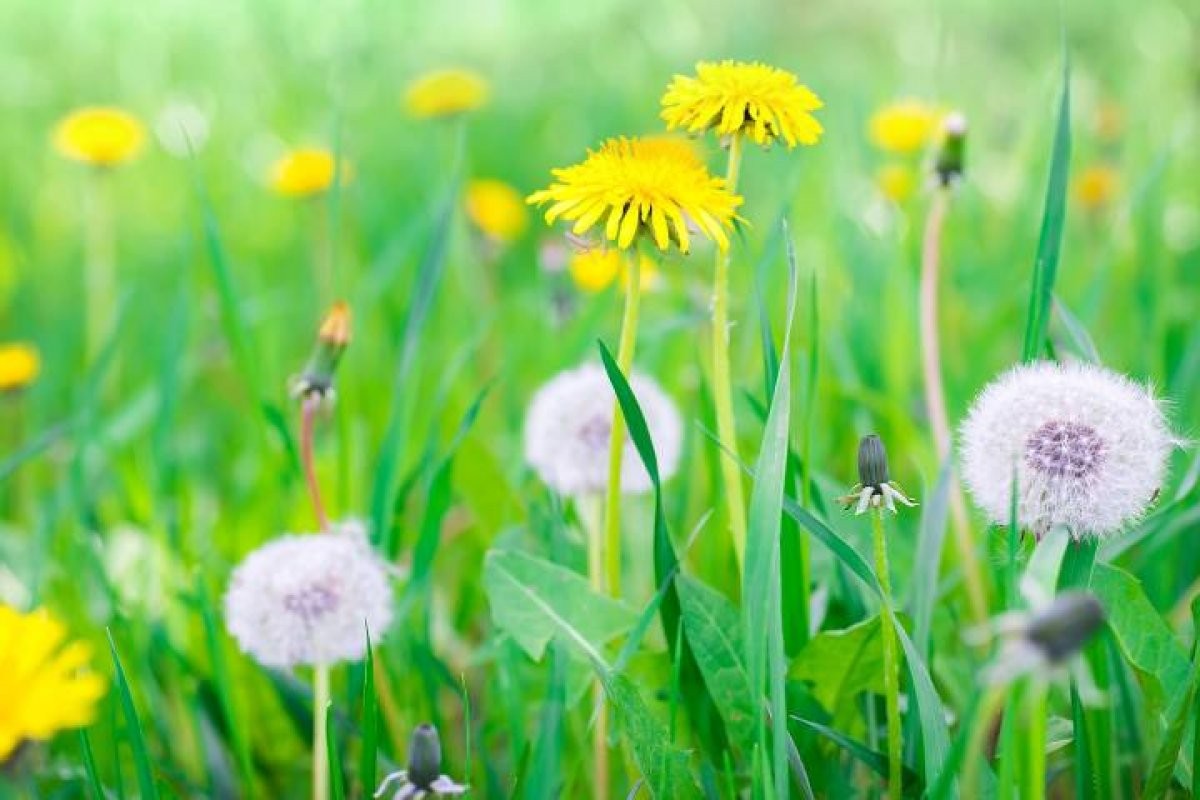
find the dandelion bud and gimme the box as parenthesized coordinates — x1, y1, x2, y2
(857, 434, 891, 489)
(291, 301, 351, 403)
(407, 724, 443, 788)
(935, 111, 967, 186)
(1026, 592, 1105, 664)
(839, 434, 917, 515)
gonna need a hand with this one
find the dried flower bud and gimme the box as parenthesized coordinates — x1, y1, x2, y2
(857, 434, 891, 488)
(291, 301, 351, 403)
(839, 434, 917, 515)
(1026, 592, 1105, 664)
(407, 724, 443, 789)
(935, 111, 967, 186)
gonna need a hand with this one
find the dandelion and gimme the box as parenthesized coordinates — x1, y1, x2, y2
(291, 300, 352, 406)
(661, 60, 824, 148)
(527, 136, 742, 253)
(375, 723, 468, 799)
(875, 163, 916, 202)
(977, 591, 1106, 686)
(0, 343, 40, 393)
(269, 148, 347, 198)
(837, 434, 918, 515)
(933, 111, 968, 186)
(523, 363, 681, 498)
(464, 179, 528, 244)
(154, 100, 211, 157)
(223, 520, 393, 669)
(960, 361, 1174, 539)
(869, 99, 939, 155)
(1073, 164, 1119, 212)
(405, 69, 489, 119)
(53, 107, 145, 167)
(568, 250, 658, 294)
(0, 605, 106, 763)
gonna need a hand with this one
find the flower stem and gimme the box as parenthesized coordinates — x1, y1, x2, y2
(83, 168, 115, 362)
(919, 187, 989, 626)
(963, 683, 1008, 797)
(601, 252, 642, 598)
(1025, 681, 1048, 800)
(712, 134, 748, 571)
(301, 395, 330, 532)
(580, 493, 610, 800)
(871, 510, 903, 800)
(313, 663, 331, 800)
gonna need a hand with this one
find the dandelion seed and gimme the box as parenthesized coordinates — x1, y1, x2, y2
(527, 136, 742, 253)
(868, 99, 939, 155)
(0, 343, 39, 393)
(523, 363, 682, 497)
(837, 434, 918, 515)
(464, 179, 528, 244)
(960, 361, 1174, 539)
(223, 520, 393, 668)
(0, 606, 106, 763)
(269, 148, 349, 198)
(53, 106, 145, 167)
(661, 60, 823, 148)
(375, 723, 468, 799)
(405, 69, 488, 119)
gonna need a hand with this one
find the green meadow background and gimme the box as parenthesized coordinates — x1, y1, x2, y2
(1, 0, 1199, 796)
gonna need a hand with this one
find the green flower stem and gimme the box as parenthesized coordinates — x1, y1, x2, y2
(712, 133, 748, 571)
(963, 683, 1009, 797)
(580, 493, 611, 800)
(1025, 681, 1048, 800)
(313, 664, 331, 800)
(601, 252, 642, 598)
(871, 510, 903, 800)
(83, 167, 115, 361)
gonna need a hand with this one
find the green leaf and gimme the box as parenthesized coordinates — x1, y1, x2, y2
(482, 549, 637, 664)
(326, 702, 346, 800)
(195, 574, 254, 793)
(792, 717, 922, 796)
(601, 671, 699, 799)
(107, 630, 160, 800)
(789, 614, 891, 720)
(359, 633, 378, 797)
(79, 729, 106, 800)
(1052, 295, 1101, 363)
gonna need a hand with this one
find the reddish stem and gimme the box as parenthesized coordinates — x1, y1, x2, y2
(300, 395, 330, 532)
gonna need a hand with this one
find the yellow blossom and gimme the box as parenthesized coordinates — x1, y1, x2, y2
(53, 107, 145, 167)
(869, 100, 939, 155)
(876, 163, 916, 203)
(465, 179, 528, 243)
(661, 61, 823, 148)
(0, 606, 105, 761)
(1073, 165, 1119, 211)
(269, 149, 348, 198)
(528, 136, 742, 253)
(569, 250, 659, 293)
(405, 69, 489, 119)
(0, 343, 40, 393)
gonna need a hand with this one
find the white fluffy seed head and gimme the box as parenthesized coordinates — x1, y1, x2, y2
(223, 520, 394, 668)
(523, 363, 683, 496)
(960, 361, 1175, 539)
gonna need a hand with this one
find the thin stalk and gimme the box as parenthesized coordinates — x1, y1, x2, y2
(871, 510, 903, 800)
(83, 168, 115, 361)
(963, 684, 1009, 798)
(313, 664, 331, 800)
(919, 187, 989, 625)
(711, 134, 748, 571)
(601, 252, 642, 598)
(1025, 681, 1048, 800)
(301, 395, 330, 532)
(580, 493, 610, 800)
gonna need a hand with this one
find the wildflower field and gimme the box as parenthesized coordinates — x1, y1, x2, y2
(3, 0, 1200, 797)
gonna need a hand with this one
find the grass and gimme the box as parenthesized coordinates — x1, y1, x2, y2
(2, 0, 1200, 797)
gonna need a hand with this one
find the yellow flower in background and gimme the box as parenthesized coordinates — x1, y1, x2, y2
(0, 606, 105, 761)
(1073, 164, 1119, 211)
(53, 107, 145, 167)
(465, 179, 528, 243)
(269, 148, 348, 198)
(869, 100, 939, 154)
(528, 136, 742, 253)
(661, 60, 824, 148)
(0, 343, 40, 393)
(622, 253, 660, 292)
(405, 69, 489, 119)
(569, 250, 659, 293)
(876, 163, 916, 202)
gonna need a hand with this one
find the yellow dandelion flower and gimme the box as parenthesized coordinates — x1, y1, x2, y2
(465, 179, 528, 243)
(528, 136, 742, 253)
(53, 107, 145, 167)
(569, 249, 621, 292)
(405, 69, 489, 119)
(269, 148, 349, 198)
(1073, 165, 1119, 211)
(0, 343, 40, 393)
(869, 100, 939, 155)
(661, 60, 824, 149)
(876, 163, 916, 203)
(0, 606, 106, 761)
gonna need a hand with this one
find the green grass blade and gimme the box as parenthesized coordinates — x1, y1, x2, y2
(79, 729, 106, 800)
(358, 633, 378, 797)
(326, 702, 346, 800)
(195, 574, 255, 794)
(107, 630, 159, 800)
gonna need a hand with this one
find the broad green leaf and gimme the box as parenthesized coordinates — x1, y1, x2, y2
(602, 671, 699, 799)
(789, 614, 890, 720)
(482, 549, 637, 664)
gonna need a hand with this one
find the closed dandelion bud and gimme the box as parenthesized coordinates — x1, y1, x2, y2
(292, 301, 351, 403)
(839, 434, 917, 515)
(980, 591, 1107, 685)
(857, 434, 890, 488)
(935, 111, 967, 186)
(408, 724, 443, 789)
(1026, 592, 1105, 663)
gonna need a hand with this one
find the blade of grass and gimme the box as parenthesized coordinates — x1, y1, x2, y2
(359, 633, 378, 797)
(107, 630, 160, 800)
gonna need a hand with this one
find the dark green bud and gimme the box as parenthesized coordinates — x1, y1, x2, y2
(292, 301, 351, 401)
(857, 434, 891, 489)
(407, 723, 443, 788)
(1027, 592, 1105, 663)
(935, 112, 967, 186)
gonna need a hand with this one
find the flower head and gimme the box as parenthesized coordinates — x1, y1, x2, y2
(875, 163, 916, 203)
(977, 592, 1106, 686)
(154, 100, 211, 158)
(375, 723, 468, 799)
(269, 148, 348, 198)
(661, 60, 823, 148)
(960, 361, 1173, 539)
(1073, 165, 1119, 212)
(223, 520, 393, 668)
(869, 100, 939, 155)
(0, 606, 106, 762)
(465, 179, 528, 244)
(0, 343, 40, 394)
(291, 301, 352, 404)
(838, 434, 917, 515)
(933, 112, 968, 186)
(53, 107, 145, 167)
(524, 363, 682, 496)
(405, 69, 489, 119)
(568, 250, 658, 294)
(527, 136, 742, 253)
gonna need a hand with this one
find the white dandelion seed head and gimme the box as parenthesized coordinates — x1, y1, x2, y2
(960, 361, 1175, 539)
(523, 363, 683, 497)
(155, 99, 211, 157)
(223, 520, 393, 668)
